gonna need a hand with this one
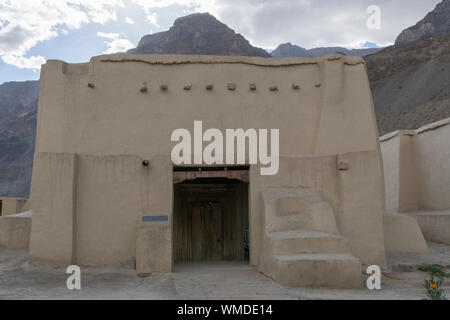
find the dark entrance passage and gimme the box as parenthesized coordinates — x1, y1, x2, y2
(173, 175, 249, 262)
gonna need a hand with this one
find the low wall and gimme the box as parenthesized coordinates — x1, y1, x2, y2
(408, 211, 450, 245)
(383, 213, 428, 254)
(380, 118, 450, 212)
(0, 211, 32, 249)
(29, 153, 172, 267)
(0, 198, 27, 216)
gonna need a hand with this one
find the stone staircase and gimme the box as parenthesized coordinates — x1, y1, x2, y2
(260, 188, 363, 288)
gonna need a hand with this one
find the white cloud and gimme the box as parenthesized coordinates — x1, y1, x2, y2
(146, 12, 160, 28)
(103, 38, 134, 53)
(126, 0, 442, 49)
(97, 32, 134, 53)
(0, 0, 125, 69)
(1, 54, 46, 70)
(202, 0, 442, 49)
(0, 0, 443, 71)
(130, 0, 219, 27)
(97, 32, 120, 40)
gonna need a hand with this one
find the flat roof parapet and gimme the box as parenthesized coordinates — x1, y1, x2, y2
(94, 53, 364, 67)
(379, 117, 450, 142)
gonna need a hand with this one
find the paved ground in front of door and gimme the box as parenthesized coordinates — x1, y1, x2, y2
(1, 243, 449, 300)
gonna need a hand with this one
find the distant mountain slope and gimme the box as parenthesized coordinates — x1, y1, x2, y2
(365, 33, 450, 135)
(128, 13, 271, 58)
(1, 9, 450, 198)
(0, 81, 38, 198)
(395, 0, 450, 45)
(271, 42, 380, 58)
(1, 14, 273, 198)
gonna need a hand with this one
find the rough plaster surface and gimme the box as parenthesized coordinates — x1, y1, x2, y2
(136, 221, 172, 274)
(408, 210, 450, 245)
(35, 54, 380, 159)
(380, 118, 450, 254)
(259, 187, 363, 288)
(253, 153, 386, 270)
(29, 54, 386, 287)
(380, 118, 450, 212)
(0, 198, 27, 216)
(383, 213, 428, 254)
(0, 211, 31, 249)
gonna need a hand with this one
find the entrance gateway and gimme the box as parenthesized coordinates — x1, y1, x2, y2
(29, 54, 387, 288)
(173, 166, 249, 262)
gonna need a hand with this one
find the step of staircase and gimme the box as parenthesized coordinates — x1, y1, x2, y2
(276, 196, 322, 217)
(267, 200, 339, 234)
(271, 253, 363, 288)
(267, 230, 350, 255)
(276, 198, 331, 217)
(266, 213, 311, 233)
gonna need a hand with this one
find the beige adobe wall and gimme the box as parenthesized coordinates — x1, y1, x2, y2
(336, 152, 386, 267)
(380, 137, 400, 212)
(136, 220, 172, 274)
(0, 198, 27, 216)
(35, 54, 380, 159)
(380, 134, 419, 212)
(380, 118, 450, 212)
(30, 152, 172, 267)
(22, 200, 32, 212)
(413, 121, 450, 210)
(30, 54, 385, 269)
(29, 153, 78, 266)
(75, 155, 172, 266)
(0, 211, 32, 249)
(398, 135, 420, 211)
(30, 151, 385, 270)
(383, 213, 428, 254)
(408, 211, 450, 244)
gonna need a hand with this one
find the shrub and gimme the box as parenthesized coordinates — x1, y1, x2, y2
(419, 265, 449, 300)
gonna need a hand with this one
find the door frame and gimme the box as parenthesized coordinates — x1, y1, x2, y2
(172, 166, 250, 263)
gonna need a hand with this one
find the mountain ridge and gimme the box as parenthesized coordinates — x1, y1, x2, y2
(395, 0, 450, 45)
(128, 13, 271, 58)
(271, 42, 381, 58)
(365, 33, 450, 135)
(0, 80, 38, 198)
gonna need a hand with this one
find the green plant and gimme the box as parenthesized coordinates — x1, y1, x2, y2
(419, 265, 449, 300)
(424, 276, 447, 300)
(419, 265, 450, 279)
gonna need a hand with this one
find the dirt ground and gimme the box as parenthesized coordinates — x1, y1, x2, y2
(1, 243, 449, 300)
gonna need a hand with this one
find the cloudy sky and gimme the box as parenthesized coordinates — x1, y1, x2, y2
(0, 0, 442, 83)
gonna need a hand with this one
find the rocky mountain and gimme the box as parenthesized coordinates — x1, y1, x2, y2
(0, 81, 39, 198)
(1, 9, 450, 198)
(0, 14, 273, 198)
(365, 33, 450, 135)
(395, 0, 450, 45)
(271, 42, 380, 58)
(128, 13, 271, 58)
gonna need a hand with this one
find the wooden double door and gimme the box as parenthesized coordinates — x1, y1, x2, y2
(174, 181, 248, 262)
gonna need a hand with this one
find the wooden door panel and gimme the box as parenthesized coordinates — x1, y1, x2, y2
(190, 204, 203, 261)
(174, 182, 249, 262)
(203, 202, 223, 260)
